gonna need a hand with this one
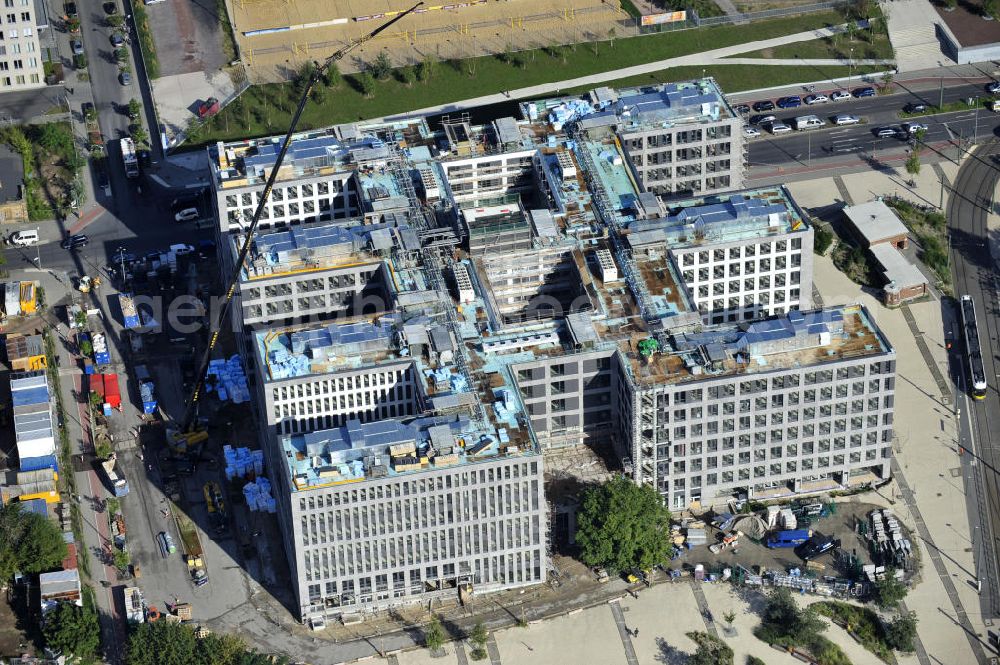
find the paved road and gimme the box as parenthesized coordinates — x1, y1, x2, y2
(746, 80, 1000, 170)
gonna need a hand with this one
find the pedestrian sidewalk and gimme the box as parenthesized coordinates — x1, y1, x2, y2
(883, 0, 952, 72)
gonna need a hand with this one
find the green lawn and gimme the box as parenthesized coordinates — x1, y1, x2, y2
(193, 10, 849, 146)
(731, 32, 895, 61)
(563, 63, 883, 96)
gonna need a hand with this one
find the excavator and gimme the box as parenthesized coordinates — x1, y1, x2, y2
(167, 4, 424, 457)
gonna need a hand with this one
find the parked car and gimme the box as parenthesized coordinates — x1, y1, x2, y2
(902, 122, 928, 134)
(103, 1, 118, 14)
(743, 126, 761, 137)
(70, 40, 84, 56)
(752, 100, 775, 112)
(831, 90, 852, 101)
(903, 102, 928, 113)
(987, 81, 1000, 94)
(750, 114, 776, 126)
(159, 531, 176, 556)
(64, 1, 78, 17)
(873, 125, 902, 138)
(832, 114, 860, 126)
(853, 86, 876, 98)
(60, 234, 88, 250)
(767, 121, 792, 134)
(170, 243, 196, 255)
(110, 33, 124, 47)
(795, 536, 840, 560)
(174, 208, 199, 223)
(10, 229, 39, 246)
(733, 103, 751, 115)
(776, 95, 802, 109)
(119, 71, 131, 86)
(804, 94, 829, 105)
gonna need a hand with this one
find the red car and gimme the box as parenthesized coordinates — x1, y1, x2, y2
(197, 98, 220, 118)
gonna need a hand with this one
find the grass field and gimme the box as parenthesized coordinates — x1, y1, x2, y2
(193, 10, 850, 146)
(733, 30, 894, 60)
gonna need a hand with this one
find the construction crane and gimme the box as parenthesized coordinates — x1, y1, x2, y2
(173, 4, 423, 446)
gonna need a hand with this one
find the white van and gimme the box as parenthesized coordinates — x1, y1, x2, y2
(10, 229, 38, 246)
(792, 115, 824, 131)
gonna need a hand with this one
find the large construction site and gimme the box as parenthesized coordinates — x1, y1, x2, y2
(224, 0, 628, 82)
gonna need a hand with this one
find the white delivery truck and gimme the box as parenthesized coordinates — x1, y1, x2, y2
(792, 115, 825, 130)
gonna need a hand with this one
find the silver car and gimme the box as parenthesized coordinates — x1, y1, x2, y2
(832, 114, 860, 126)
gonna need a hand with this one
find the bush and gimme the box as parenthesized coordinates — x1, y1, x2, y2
(813, 224, 834, 255)
(688, 631, 733, 665)
(371, 51, 393, 80)
(357, 70, 377, 98)
(885, 611, 918, 652)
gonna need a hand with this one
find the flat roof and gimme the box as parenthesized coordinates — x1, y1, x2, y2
(281, 414, 536, 491)
(622, 304, 892, 386)
(869, 243, 928, 291)
(629, 187, 809, 248)
(843, 200, 908, 245)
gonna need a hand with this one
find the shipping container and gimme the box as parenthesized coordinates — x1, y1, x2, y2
(4, 282, 20, 316)
(19, 282, 36, 314)
(140, 381, 156, 414)
(103, 374, 121, 409)
(766, 529, 811, 548)
(21, 497, 48, 516)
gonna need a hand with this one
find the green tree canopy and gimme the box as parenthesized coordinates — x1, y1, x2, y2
(757, 587, 826, 644)
(575, 476, 672, 571)
(885, 611, 918, 652)
(44, 600, 100, 659)
(125, 622, 285, 665)
(687, 631, 734, 665)
(0, 502, 68, 581)
(424, 616, 445, 652)
(873, 571, 908, 610)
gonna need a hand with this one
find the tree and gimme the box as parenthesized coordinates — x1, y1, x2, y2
(687, 631, 734, 665)
(424, 616, 445, 652)
(357, 70, 377, 98)
(723, 610, 736, 626)
(757, 588, 825, 644)
(294, 61, 316, 95)
(371, 51, 393, 80)
(873, 571, 908, 609)
(879, 71, 894, 94)
(905, 152, 921, 180)
(885, 611, 918, 651)
(943, 0, 957, 9)
(747, 657, 767, 665)
(417, 54, 436, 82)
(44, 601, 100, 659)
(399, 65, 417, 87)
(107, 15, 124, 28)
(113, 547, 131, 572)
(983, 0, 999, 19)
(0, 503, 68, 581)
(126, 622, 199, 665)
(469, 621, 487, 660)
(323, 61, 341, 88)
(575, 476, 672, 572)
(132, 124, 149, 147)
(106, 497, 121, 514)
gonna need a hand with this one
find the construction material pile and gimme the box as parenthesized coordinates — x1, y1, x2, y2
(206, 356, 250, 403)
(243, 477, 276, 513)
(223, 445, 264, 480)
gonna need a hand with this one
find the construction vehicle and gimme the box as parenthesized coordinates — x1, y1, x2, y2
(203, 481, 227, 534)
(166, 5, 422, 453)
(120, 137, 139, 178)
(175, 509, 208, 586)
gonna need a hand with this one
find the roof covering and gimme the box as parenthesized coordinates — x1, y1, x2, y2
(869, 243, 927, 291)
(494, 116, 522, 145)
(843, 200, 908, 245)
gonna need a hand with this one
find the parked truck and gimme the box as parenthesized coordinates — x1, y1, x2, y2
(100, 452, 130, 497)
(118, 293, 140, 329)
(174, 510, 208, 587)
(120, 137, 139, 178)
(124, 586, 145, 624)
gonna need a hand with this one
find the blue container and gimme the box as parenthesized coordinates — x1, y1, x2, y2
(20, 454, 58, 472)
(766, 529, 811, 548)
(124, 314, 140, 329)
(95, 351, 111, 365)
(22, 498, 48, 515)
(142, 400, 157, 414)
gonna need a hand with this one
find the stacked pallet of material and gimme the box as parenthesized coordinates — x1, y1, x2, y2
(243, 478, 276, 513)
(206, 356, 250, 403)
(223, 445, 264, 480)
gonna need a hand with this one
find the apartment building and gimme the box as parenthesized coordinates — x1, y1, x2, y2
(572, 80, 745, 196)
(437, 117, 536, 206)
(0, 0, 44, 92)
(617, 305, 895, 510)
(281, 416, 545, 620)
(627, 187, 814, 324)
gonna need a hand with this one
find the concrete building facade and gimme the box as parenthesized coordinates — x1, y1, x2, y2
(0, 0, 44, 93)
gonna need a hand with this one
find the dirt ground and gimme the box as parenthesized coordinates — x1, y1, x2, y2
(0, 586, 41, 659)
(228, 0, 624, 81)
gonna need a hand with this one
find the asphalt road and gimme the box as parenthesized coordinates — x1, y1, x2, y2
(746, 80, 1000, 170)
(948, 140, 1000, 628)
